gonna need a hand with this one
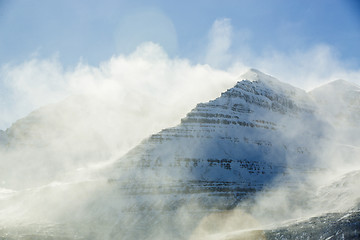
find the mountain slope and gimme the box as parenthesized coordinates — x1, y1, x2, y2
(310, 79, 360, 128)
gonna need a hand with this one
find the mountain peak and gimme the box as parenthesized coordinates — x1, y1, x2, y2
(310, 79, 360, 96)
(325, 79, 360, 90)
(236, 69, 307, 100)
(239, 68, 277, 83)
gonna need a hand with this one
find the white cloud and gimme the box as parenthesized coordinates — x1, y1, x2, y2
(0, 57, 69, 128)
(205, 18, 233, 68)
(0, 43, 237, 163)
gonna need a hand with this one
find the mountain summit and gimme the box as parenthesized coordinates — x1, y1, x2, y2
(239, 68, 276, 82)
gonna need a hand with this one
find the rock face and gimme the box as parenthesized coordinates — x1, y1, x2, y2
(266, 211, 360, 240)
(107, 69, 328, 209)
(245, 170, 360, 240)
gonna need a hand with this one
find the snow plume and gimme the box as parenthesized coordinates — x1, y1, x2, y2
(0, 42, 238, 189)
(0, 42, 237, 131)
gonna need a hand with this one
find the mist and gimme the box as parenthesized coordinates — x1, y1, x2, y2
(0, 42, 240, 189)
(0, 24, 360, 238)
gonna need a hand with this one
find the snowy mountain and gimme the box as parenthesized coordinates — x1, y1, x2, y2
(106, 68, 328, 208)
(0, 69, 359, 239)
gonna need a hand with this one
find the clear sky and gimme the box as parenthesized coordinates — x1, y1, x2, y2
(0, 0, 360, 129)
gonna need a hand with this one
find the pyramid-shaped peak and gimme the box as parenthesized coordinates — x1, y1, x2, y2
(239, 68, 278, 82)
(236, 68, 307, 98)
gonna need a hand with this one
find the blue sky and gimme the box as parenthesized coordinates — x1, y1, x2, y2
(0, 0, 360, 129)
(0, 0, 359, 68)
